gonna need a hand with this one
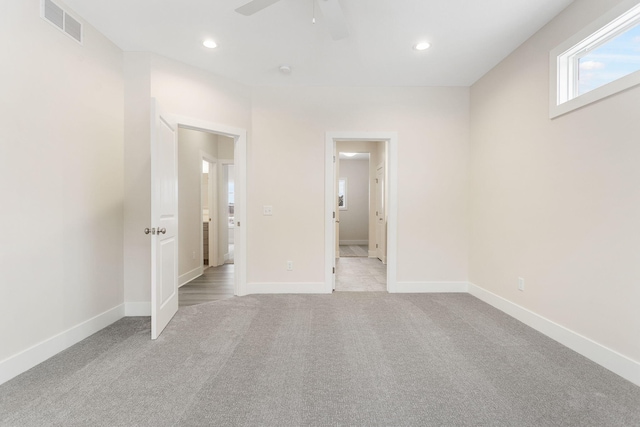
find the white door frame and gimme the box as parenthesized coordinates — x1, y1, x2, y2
(172, 115, 248, 297)
(325, 132, 398, 293)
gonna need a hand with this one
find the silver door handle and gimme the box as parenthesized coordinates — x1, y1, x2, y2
(144, 228, 156, 235)
(158, 228, 167, 234)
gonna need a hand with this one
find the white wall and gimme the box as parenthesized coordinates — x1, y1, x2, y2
(123, 53, 251, 306)
(0, 0, 124, 365)
(249, 87, 470, 287)
(338, 159, 369, 244)
(469, 0, 640, 363)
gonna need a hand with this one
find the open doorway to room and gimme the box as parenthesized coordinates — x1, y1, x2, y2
(177, 128, 236, 307)
(222, 163, 235, 264)
(334, 141, 387, 292)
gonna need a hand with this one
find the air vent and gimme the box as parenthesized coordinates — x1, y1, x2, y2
(64, 14, 82, 42)
(43, 0, 63, 29)
(41, 0, 83, 44)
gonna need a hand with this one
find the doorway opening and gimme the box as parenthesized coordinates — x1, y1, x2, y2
(176, 127, 239, 307)
(223, 163, 235, 264)
(334, 147, 386, 291)
(325, 132, 398, 293)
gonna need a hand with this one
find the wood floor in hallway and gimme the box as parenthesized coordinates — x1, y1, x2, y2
(179, 264, 235, 307)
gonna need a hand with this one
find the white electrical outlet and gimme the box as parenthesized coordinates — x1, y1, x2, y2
(518, 277, 525, 291)
(263, 205, 273, 216)
(286, 261, 293, 271)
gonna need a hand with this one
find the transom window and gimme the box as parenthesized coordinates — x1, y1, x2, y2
(578, 21, 640, 96)
(550, 1, 640, 118)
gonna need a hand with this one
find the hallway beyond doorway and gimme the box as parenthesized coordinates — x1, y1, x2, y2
(339, 244, 368, 257)
(335, 258, 386, 292)
(179, 264, 234, 307)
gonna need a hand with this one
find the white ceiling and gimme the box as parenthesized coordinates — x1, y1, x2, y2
(63, 0, 574, 87)
(339, 152, 369, 160)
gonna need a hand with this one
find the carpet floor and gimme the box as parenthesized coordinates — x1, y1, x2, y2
(1, 293, 639, 426)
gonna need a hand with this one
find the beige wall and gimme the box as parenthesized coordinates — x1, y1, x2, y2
(249, 86, 470, 286)
(338, 159, 370, 244)
(0, 0, 124, 361)
(469, 0, 640, 362)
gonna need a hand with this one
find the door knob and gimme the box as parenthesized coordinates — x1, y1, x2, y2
(144, 228, 156, 235)
(158, 228, 167, 234)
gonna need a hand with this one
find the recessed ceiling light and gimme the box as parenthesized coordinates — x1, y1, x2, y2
(279, 65, 292, 74)
(413, 41, 431, 51)
(203, 39, 217, 49)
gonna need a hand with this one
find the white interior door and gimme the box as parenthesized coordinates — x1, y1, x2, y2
(376, 164, 387, 264)
(150, 99, 179, 339)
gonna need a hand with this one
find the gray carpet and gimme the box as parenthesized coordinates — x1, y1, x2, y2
(1, 293, 639, 426)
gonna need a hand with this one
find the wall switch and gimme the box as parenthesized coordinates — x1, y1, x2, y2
(286, 261, 293, 271)
(518, 277, 525, 291)
(263, 205, 273, 216)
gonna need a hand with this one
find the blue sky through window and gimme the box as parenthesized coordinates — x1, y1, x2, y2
(578, 23, 640, 95)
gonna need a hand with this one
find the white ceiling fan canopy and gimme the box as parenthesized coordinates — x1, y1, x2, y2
(235, 0, 349, 40)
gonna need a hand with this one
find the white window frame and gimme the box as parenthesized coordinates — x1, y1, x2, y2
(549, 0, 640, 118)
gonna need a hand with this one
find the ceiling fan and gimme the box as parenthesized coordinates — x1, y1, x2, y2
(235, 0, 349, 40)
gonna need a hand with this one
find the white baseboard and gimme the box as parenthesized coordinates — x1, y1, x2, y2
(245, 282, 329, 295)
(368, 250, 377, 258)
(468, 283, 640, 387)
(124, 302, 151, 316)
(391, 281, 469, 293)
(0, 304, 124, 386)
(179, 267, 203, 288)
(339, 240, 368, 246)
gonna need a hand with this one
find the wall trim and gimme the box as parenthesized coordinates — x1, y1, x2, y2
(468, 283, 640, 387)
(246, 282, 329, 295)
(368, 251, 377, 258)
(125, 302, 151, 317)
(339, 240, 368, 245)
(0, 304, 124, 386)
(391, 281, 469, 293)
(179, 267, 203, 287)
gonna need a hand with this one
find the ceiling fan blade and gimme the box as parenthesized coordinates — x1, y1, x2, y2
(235, 0, 282, 16)
(316, 0, 349, 40)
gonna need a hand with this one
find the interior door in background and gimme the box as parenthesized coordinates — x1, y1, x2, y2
(376, 164, 386, 264)
(150, 99, 179, 339)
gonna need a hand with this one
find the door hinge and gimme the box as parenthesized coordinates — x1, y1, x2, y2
(333, 267, 335, 274)
(333, 155, 336, 163)
(376, 178, 379, 183)
(333, 211, 335, 219)
(237, 221, 240, 227)
(376, 244, 378, 248)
